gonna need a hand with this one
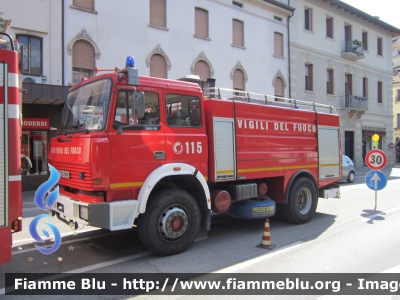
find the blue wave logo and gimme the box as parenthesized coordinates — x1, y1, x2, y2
(29, 164, 62, 255)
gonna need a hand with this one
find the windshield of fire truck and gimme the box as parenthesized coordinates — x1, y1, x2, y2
(60, 79, 112, 132)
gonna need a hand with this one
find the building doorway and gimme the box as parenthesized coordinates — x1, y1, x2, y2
(344, 131, 354, 160)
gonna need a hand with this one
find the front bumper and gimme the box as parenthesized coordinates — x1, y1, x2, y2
(51, 194, 140, 231)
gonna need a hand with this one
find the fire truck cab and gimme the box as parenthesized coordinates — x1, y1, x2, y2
(48, 57, 340, 256)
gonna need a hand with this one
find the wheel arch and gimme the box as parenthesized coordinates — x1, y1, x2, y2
(285, 170, 318, 204)
(138, 163, 211, 214)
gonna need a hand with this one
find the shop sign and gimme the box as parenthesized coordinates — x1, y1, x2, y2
(22, 118, 50, 129)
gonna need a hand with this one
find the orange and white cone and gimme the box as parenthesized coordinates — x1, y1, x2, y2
(257, 218, 275, 250)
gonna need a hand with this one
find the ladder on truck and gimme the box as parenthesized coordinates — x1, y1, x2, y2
(203, 87, 338, 115)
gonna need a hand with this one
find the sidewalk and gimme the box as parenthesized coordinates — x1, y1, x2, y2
(355, 163, 399, 176)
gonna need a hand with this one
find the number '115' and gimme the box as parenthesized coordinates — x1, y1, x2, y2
(185, 142, 202, 154)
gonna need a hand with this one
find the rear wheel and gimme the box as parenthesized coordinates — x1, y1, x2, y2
(282, 177, 318, 224)
(137, 189, 200, 256)
(347, 171, 355, 183)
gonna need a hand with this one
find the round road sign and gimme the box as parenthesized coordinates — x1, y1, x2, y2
(365, 149, 387, 170)
(365, 170, 387, 191)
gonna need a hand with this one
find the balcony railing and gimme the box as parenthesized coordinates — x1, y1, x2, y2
(341, 95, 368, 110)
(341, 39, 365, 61)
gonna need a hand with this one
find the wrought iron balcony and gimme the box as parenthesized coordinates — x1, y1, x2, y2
(341, 95, 368, 118)
(341, 39, 365, 61)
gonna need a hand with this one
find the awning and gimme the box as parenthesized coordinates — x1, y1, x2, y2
(363, 131, 386, 137)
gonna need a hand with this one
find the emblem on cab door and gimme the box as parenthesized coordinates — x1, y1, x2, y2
(173, 142, 183, 154)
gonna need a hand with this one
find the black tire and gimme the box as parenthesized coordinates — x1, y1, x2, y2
(282, 177, 318, 224)
(137, 188, 200, 256)
(347, 171, 355, 183)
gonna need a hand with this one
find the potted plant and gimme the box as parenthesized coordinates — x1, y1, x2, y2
(353, 39, 362, 47)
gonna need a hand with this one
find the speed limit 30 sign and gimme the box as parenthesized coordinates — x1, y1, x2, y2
(365, 149, 387, 170)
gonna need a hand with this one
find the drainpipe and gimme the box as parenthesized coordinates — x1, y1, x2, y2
(287, 9, 294, 98)
(62, 0, 65, 86)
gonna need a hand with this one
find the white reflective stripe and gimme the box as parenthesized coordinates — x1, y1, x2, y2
(8, 73, 19, 88)
(9, 175, 21, 181)
(8, 104, 19, 119)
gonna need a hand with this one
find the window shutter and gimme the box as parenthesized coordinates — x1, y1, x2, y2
(362, 32, 368, 50)
(232, 20, 244, 46)
(73, 40, 95, 70)
(305, 65, 309, 90)
(305, 9, 312, 30)
(347, 74, 352, 95)
(377, 38, 382, 55)
(150, 54, 167, 78)
(274, 32, 283, 56)
(73, 0, 94, 10)
(363, 78, 368, 97)
(194, 60, 210, 81)
(195, 8, 208, 37)
(275, 77, 284, 97)
(326, 18, 333, 38)
(377, 82, 382, 103)
(329, 70, 334, 94)
(150, 0, 166, 27)
(233, 69, 245, 90)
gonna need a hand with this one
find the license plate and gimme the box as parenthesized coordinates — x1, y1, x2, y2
(59, 170, 70, 179)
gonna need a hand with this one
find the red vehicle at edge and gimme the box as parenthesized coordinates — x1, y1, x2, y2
(48, 57, 341, 256)
(0, 32, 23, 265)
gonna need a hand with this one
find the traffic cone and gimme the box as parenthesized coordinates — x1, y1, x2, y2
(257, 218, 275, 250)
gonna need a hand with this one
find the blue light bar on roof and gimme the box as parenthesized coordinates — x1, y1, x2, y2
(126, 56, 135, 68)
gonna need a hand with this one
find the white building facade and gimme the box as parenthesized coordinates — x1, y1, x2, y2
(63, 0, 293, 95)
(289, 0, 400, 167)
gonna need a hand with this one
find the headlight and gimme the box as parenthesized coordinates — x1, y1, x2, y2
(79, 206, 88, 221)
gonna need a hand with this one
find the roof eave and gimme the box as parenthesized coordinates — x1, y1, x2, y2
(319, 0, 400, 36)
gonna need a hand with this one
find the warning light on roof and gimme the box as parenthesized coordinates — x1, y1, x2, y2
(126, 56, 135, 68)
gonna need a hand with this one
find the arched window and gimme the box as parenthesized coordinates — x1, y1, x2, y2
(194, 60, 210, 88)
(274, 77, 284, 101)
(150, 54, 167, 78)
(72, 40, 95, 84)
(233, 69, 245, 93)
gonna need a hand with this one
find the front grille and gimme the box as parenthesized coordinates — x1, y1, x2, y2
(52, 162, 92, 190)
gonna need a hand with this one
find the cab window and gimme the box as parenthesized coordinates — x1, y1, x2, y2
(114, 91, 159, 127)
(166, 94, 201, 127)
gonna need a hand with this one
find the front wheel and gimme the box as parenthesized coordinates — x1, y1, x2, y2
(347, 171, 355, 183)
(137, 189, 200, 256)
(282, 177, 318, 224)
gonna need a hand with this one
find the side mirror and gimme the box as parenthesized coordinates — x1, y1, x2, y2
(133, 91, 145, 119)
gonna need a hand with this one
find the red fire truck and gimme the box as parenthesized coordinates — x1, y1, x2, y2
(48, 57, 340, 256)
(0, 32, 23, 265)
